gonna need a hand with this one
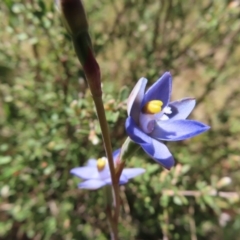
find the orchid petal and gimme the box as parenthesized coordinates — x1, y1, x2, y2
(103, 177, 113, 185)
(98, 165, 111, 180)
(113, 148, 121, 161)
(139, 112, 155, 134)
(104, 174, 129, 185)
(122, 168, 145, 179)
(125, 116, 174, 169)
(152, 119, 210, 141)
(103, 175, 128, 185)
(86, 159, 97, 167)
(142, 72, 172, 109)
(140, 138, 175, 169)
(118, 174, 129, 184)
(127, 77, 148, 123)
(78, 179, 106, 189)
(125, 116, 154, 155)
(71, 147, 147, 189)
(70, 166, 99, 180)
(167, 98, 196, 121)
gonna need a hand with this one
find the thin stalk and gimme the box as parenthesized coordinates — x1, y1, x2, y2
(59, 0, 120, 236)
(105, 186, 119, 240)
(106, 206, 119, 240)
(92, 95, 120, 224)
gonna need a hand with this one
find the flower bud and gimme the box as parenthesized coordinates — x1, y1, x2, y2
(72, 32, 101, 96)
(57, 0, 102, 96)
(57, 0, 88, 35)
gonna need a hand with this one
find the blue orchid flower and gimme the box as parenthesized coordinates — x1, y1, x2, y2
(125, 72, 210, 170)
(70, 149, 145, 190)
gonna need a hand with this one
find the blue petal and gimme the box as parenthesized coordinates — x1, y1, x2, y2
(103, 177, 113, 185)
(103, 175, 128, 185)
(122, 168, 145, 179)
(167, 98, 196, 121)
(142, 72, 172, 109)
(151, 119, 210, 141)
(125, 116, 154, 156)
(141, 138, 175, 169)
(70, 166, 99, 180)
(125, 116, 174, 169)
(78, 179, 106, 189)
(127, 77, 148, 123)
(86, 159, 97, 167)
(118, 174, 129, 185)
(139, 112, 156, 134)
(113, 149, 121, 161)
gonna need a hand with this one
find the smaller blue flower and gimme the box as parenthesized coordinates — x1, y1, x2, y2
(125, 72, 210, 169)
(70, 149, 145, 190)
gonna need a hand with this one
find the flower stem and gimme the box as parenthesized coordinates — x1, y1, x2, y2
(105, 186, 119, 240)
(92, 95, 120, 229)
(119, 137, 140, 162)
(60, 0, 119, 235)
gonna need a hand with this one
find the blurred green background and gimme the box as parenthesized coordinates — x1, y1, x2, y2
(1, 0, 240, 239)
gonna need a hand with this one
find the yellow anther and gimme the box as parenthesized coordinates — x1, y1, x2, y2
(142, 100, 163, 114)
(97, 157, 107, 171)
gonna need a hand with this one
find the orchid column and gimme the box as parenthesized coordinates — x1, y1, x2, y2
(56, 0, 120, 238)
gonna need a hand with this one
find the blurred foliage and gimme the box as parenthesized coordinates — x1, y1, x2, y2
(0, 0, 240, 239)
